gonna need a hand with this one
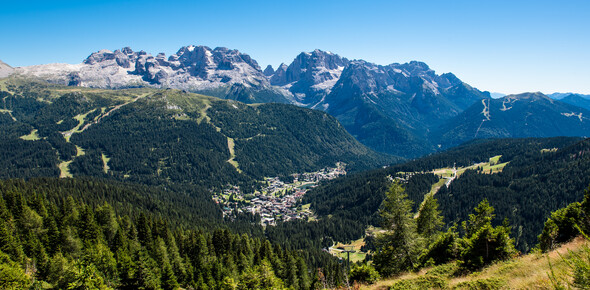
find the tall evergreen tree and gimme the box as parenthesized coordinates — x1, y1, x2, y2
(416, 195, 444, 240)
(373, 181, 421, 276)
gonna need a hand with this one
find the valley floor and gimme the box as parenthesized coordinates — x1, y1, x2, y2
(360, 237, 588, 289)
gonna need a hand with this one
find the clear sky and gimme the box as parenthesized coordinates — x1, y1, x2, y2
(1, 0, 589, 94)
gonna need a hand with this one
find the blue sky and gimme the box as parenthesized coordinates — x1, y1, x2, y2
(1, 0, 589, 94)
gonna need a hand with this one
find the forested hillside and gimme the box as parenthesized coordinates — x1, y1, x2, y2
(0, 178, 349, 289)
(0, 78, 395, 190)
(303, 137, 587, 252)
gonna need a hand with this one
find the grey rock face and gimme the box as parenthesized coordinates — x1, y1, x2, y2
(269, 50, 349, 107)
(284, 49, 348, 85)
(83, 49, 116, 65)
(0, 60, 14, 78)
(317, 58, 490, 157)
(16, 45, 273, 95)
(263, 65, 275, 76)
(270, 63, 288, 86)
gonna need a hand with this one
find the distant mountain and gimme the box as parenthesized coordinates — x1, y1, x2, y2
(548, 92, 590, 100)
(0, 60, 13, 78)
(433, 92, 590, 148)
(317, 60, 489, 157)
(13, 46, 292, 104)
(0, 79, 395, 188)
(558, 94, 590, 111)
(263, 64, 275, 76)
(270, 49, 349, 108)
(548, 92, 569, 100)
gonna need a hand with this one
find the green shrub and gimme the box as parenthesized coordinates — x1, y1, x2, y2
(420, 226, 460, 266)
(538, 202, 582, 252)
(349, 263, 380, 285)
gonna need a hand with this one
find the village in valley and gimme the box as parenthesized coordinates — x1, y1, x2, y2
(212, 163, 347, 226)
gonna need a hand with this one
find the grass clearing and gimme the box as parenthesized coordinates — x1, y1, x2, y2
(101, 153, 110, 174)
(481, 162, 509, 173)
(226, 137, 242, 173)
(197, 101, 212, 124)
(335, 251, 366, 263)
(489, 155, 502, 165)
(75, 145, 85, 156)
(58, 160, 73, 178)
(429, 178, 447, 195)
(431, 168, 454, 178)
(417, 155, 507, 182)
(63, 109, 95, 142)
(0, 79, 7, 92)
(330, 238, 368, 263)
(19, 129, 40, 141)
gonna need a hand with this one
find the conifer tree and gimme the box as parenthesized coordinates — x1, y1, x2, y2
(460, 200, 517, 270)
(373, 181, 420, 276)
(463, 199, 494, 237)
(417, 195, 444, 240)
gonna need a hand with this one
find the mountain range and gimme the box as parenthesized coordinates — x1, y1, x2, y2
(550, 93, 590, 111)
(4, 45, 590, 157)
(434, 92, 590, 148)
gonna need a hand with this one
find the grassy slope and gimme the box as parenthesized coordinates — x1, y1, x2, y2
(362, 237, 588, 289)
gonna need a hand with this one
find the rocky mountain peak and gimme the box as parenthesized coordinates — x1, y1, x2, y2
(83, 49, 115, 65)
(270, 63, 288, 86)
(18, 45, 270, 93)
(270, 50, 348, 86)
(263, 65, 275, 76)
(438, 72, 463, 88)
(121, 47, 134, 54)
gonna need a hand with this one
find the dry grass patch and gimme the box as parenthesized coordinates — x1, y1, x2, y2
(361, 237, 587, 290)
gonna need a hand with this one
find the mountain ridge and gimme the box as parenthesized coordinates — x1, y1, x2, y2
(433, 92, 590, 149)
(7, 45, 590, 158)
